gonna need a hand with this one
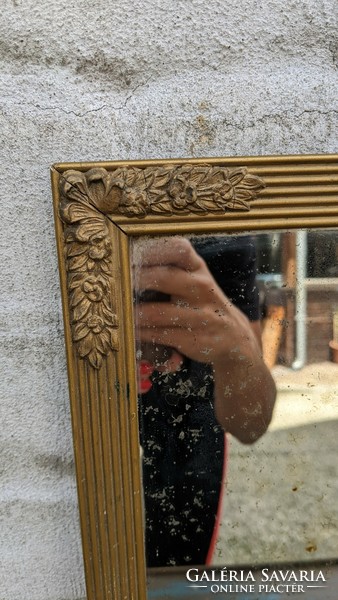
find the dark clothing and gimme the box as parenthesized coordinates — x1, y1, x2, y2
(192, 235, 259, 322)
(138, 235, 259, 567)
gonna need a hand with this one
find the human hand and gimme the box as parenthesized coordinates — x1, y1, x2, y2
(133, 235, 276, 441)
(133, 236, 260, 367)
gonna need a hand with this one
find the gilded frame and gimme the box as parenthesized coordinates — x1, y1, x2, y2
(51, 154, 338, 600)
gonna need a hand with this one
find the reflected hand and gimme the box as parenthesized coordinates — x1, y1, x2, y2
(134, 236, 276, 442)
(134, 237, 259, 365)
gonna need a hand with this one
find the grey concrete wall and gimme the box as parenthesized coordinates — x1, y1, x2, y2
(1, 0, 337, 598)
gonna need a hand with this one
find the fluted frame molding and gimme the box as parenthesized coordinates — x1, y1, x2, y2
(51, 154, 338, 600)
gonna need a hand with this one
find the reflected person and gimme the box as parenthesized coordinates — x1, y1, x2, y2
(134, 236, 276, 567)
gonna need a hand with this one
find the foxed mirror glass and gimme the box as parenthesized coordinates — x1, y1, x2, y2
(51, 155, 338, 600)
(132, 230, 338, 569)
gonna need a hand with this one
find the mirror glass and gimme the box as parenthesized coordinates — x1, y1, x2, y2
(131, 229, 338, 572)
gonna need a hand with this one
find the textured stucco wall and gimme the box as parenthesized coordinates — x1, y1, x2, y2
(1, 0, 337, 598)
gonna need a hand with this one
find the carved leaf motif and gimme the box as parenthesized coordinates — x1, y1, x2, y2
(107, 164, 265, 216)
(59, 170, 119, 369)
(58, 163, 265, 368)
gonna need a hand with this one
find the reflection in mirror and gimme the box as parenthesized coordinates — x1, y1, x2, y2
(131, 230, 338, 570)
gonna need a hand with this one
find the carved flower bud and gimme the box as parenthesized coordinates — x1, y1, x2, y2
(86, 315, 105, 334)
(82, 278, 105, 302)
(88, 236, 111, 261)
(86, 168, 122, 213)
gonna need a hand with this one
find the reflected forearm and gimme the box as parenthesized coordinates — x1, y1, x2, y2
(212, 326, 277, 444)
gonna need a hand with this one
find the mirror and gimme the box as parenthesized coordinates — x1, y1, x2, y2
(132, 231, 338, 569)
(51, 155, 338, 600)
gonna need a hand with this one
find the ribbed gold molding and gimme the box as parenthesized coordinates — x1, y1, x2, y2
(58, 164, 265, 368)
(51, 154, 338, 600)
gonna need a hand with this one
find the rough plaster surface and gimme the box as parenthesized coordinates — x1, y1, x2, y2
(0, 0, 338, 598)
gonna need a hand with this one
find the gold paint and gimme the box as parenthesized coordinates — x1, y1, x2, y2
(51, 154, 338, 600)
(58, 163, 265, 368)
(58, 169, 119, 369)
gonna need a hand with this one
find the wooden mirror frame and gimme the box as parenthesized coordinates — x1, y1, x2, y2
(51, 154, 338, 600)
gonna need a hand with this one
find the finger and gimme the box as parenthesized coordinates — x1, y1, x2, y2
(135, 302, 204, 328)
(135, 265, 213, 300)
(137, 326, 194, 353)
(137, 327, 215, 363)
(135, 298, 233, 329)
(133, 236, 203, 271)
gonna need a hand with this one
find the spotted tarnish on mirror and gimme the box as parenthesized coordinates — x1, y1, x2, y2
(51, 155, 338, 600)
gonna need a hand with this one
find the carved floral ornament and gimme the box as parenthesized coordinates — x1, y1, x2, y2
(59, 164, 265, 368)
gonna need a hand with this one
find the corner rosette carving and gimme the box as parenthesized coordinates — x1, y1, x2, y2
(58, 163, 265, 367)
(59, 169, 119, 369)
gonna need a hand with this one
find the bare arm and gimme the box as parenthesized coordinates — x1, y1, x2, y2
(212, 317, 276, 443)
